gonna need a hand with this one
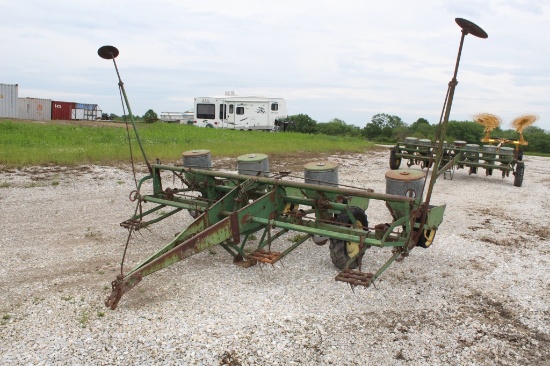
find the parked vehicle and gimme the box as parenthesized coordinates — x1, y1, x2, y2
(193, 96, 287, 131)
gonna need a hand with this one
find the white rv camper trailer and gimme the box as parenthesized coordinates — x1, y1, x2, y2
(193, 96, 287, 131)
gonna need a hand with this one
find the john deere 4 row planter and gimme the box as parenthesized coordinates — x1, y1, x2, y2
(99, 18, 489, 309)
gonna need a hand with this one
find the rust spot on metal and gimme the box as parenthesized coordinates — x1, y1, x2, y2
(163, 187, 175, 200)
(247, 249, 282, 264)
(335, 269, 374, 287)
(374, 223, 391, 239)
(240, 213, 252, 225)
(230, 212, 240, 244)
(120, 219, 145, 230)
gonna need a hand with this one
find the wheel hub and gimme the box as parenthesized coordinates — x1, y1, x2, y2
(346, 221, 363, 258)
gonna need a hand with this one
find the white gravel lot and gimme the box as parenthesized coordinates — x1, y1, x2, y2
(0, 149, 549, 365)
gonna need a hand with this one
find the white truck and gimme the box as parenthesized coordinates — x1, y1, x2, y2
(193, 96, 288, 131)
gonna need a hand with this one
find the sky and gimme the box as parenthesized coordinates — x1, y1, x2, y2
(1, 0, 549, 131)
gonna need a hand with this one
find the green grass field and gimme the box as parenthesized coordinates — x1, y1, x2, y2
(0, 120, 374, 167)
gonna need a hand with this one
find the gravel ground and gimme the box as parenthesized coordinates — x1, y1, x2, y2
(0, 149, 549, 365)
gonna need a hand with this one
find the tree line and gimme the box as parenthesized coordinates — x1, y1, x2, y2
(105, 109, 549, 154)
(286, 113, 550, 154)
(106, 109, 159, 123)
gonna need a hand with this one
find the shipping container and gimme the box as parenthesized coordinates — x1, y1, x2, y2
(72, 103, 101, 120)
(71, 108, 85, 120)
(18, 98, 52, 121)
(0, 83, 18, 118)
(51, 101, 75, 120)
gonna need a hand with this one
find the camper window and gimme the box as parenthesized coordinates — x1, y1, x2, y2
(236, 107, 244, 115)
(271, 103, 279, 111)
(228, 104, 234, 114)
(197, 104, 215, 119)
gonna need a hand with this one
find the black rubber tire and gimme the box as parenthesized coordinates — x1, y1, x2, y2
(414, 205, 437, 248)
(416, 229, 437, 248)
(389, 148, 401, 170)
(514, 162, 524, 187)
(329, 207, 368, 270)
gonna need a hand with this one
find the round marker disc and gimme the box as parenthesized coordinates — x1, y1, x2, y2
(455, 18, 488, 38)
(98, 45, 120, 59)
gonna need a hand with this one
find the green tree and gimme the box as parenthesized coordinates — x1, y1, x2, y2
(394, 125, 410, 142)
(409, 118, 435, 139)
(362, 113, 405, 141)
(317, 118, 361, 137)
(523, 126, 550, 154)
(444, 121, 484, 143)
(287, 114, 317, 134)
(123, 114, 141, 121)
(410, 118, 430, 129)
(143, 109, 158, 124)
(362, 120, 382, 139)
(485, 127, 517, 140)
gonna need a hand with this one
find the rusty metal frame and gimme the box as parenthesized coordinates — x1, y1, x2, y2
(105, 164, 442, 309)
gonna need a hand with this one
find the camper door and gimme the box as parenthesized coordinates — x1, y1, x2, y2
(233, 103, 250, 130)
(225, 102, 236, 129)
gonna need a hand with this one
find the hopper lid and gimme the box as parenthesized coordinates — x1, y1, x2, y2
(182, 149, 210, 156)
(385, 169, 425, 181)
(304, 161, 339, 171)
(237, 153, 268, 162)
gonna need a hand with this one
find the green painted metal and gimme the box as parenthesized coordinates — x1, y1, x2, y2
(101, 18, 490, 309)
(105, 160, 447, 309)
(391, 140, 524, 184)
(424, 205, 446, 230)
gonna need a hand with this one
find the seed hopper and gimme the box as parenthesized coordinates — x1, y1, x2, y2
(100, 18, 488, 310)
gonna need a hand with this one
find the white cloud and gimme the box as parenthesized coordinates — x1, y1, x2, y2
(1, 0, 548, 132)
